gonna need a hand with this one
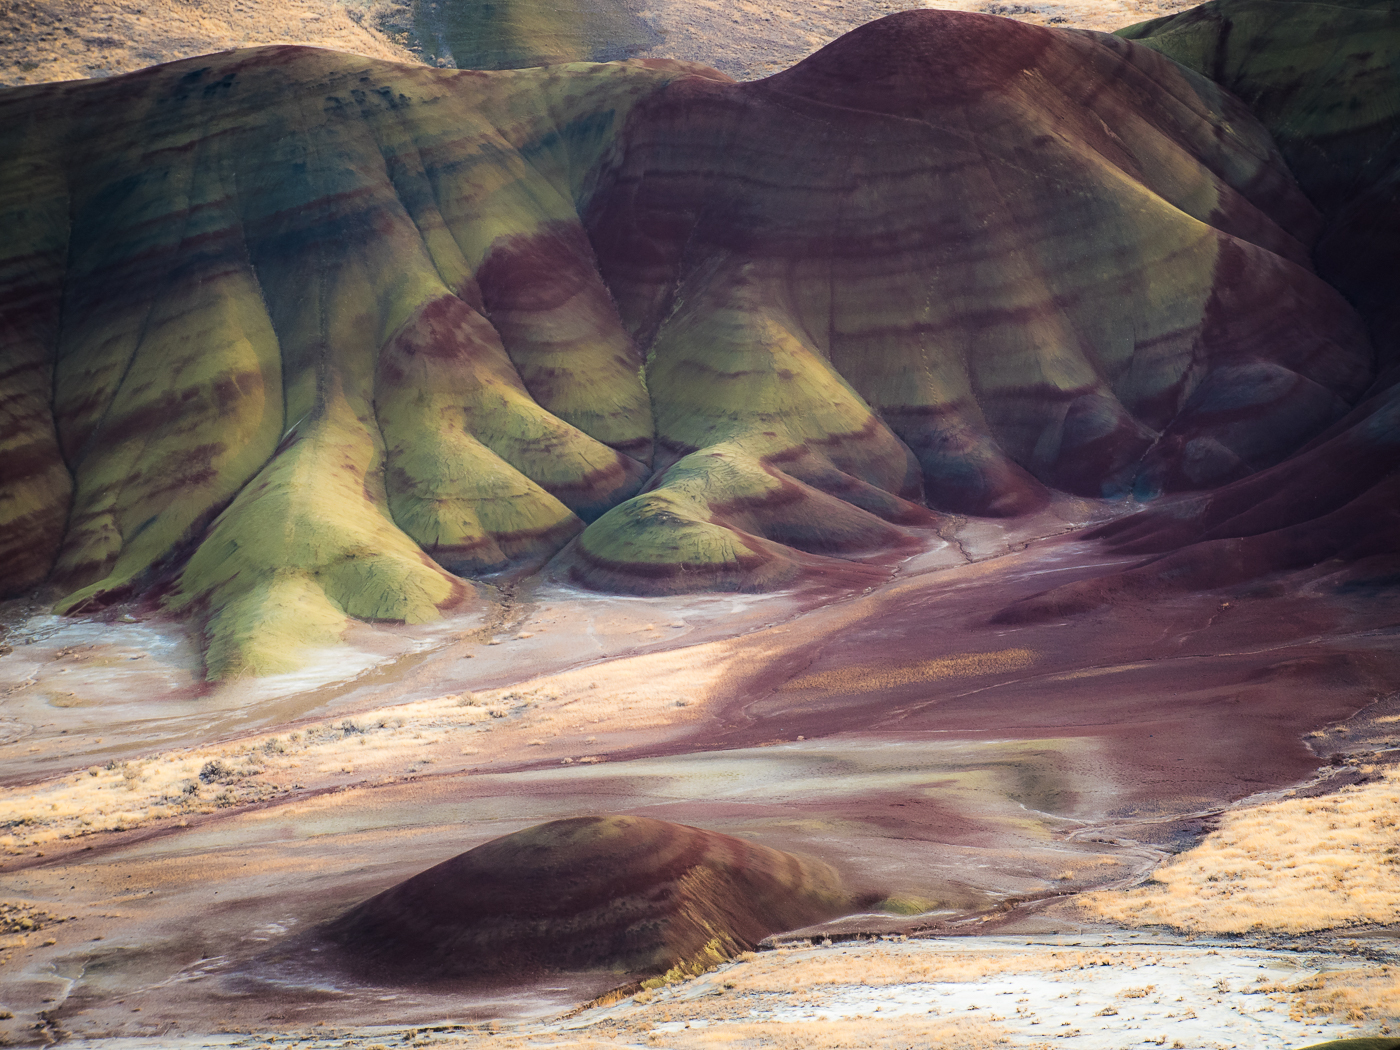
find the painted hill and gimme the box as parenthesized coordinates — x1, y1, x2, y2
(569, 10, 1372, 592)
(0, 47, 687, 676)
(994, 0, 1400, 622)
(0, 11, 1379, 675)
(319, 815, 854, 981)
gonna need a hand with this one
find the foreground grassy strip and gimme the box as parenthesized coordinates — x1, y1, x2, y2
(9, 939, 1385, 1049)
(1082, 764, 1400, 934)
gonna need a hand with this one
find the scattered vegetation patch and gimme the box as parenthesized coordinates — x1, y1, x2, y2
(724, 945, 1159, 994)
(0, 677, 666, 852)
(1081, 765, 1400, 933)
(634, 1018, 1010, 1049)
(640, 937, 734, 991)
(0, 901, 68, 934)
(874, 895, 941, 916)
(1254, 968, 1400, 1027)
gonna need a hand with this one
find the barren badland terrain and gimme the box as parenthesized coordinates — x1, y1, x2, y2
(1, 1, 1398, 1048)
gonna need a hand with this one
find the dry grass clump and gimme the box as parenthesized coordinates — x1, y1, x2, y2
(496, 1018, 1009, 1050)
(0, 707, 455, 850)
(724, 945, 1148, 994)
(1081, 766, 1400, 933)
(1288, 966, 1400, 1026)
(637, 1018, 1011, 1049)
(2, 639, 728, 851)
(432, 1021, 1008, 1050)
(782, 649, 1035, 695)
(1242, 964, 1400, 1027)
(0, 899, 68, 933)
(0, 747, 290, 849)
(0, 0, 416, 87)
(0, 665, 708, 850)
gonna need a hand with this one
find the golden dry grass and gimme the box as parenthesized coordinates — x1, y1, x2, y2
(0, 699, 505, 849)
(724, 945, 1155, 993)
(609, 943, 1398, 1040)
(1080, 766, 1400, 934)
(415, 940, 1395, 1047)
(1222, 960, 1400, 1027)
(0, 0, 414, 86)
(635, 1018, 1012, 1049)
(782, 649, 1036, 695)
(1287, 967, 1400, 1025)
(422, 1020, 1010, 1050)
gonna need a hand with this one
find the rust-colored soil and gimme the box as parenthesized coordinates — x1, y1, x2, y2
(2, 503, 1396, 1040)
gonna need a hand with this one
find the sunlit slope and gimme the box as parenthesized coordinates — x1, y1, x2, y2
(0, 48, 677, 675)
(567, 11, 1372, 591)
(0, 12, 1379, 674)
(1118, 0, 1400, 365)
(983, 0, 1400, 617)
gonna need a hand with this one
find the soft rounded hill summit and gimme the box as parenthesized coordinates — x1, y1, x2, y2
(318, 815, 856, 981)
(0, 11, 1376, 676)
(986, 0, 1400, 622)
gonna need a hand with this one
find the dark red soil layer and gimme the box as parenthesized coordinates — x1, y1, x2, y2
(999, 1, 1400, 617)
(9, 528, 1398, 1036)
(995, 403, 1400, 624)
(317, 815, 855, 982)
(585, 10, 1370, 518)
(647, 536, 1400, 819)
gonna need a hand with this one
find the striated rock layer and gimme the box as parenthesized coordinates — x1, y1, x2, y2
(1120, 0, 1400, 367)
(0, 11, 1377, 674)
(0, 48, 685, 675)
(992, 0, 1400, 621)
(569, 11, 1372, 593)
(319, 815, 855, 982)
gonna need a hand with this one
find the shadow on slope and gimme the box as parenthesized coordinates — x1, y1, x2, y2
(994, 0, 1400, 623)
(0, 10, 1378, 675)
(313, 815, 860, 984)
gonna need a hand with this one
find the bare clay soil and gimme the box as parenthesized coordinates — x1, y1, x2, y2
(2, 495, 1397, 1044)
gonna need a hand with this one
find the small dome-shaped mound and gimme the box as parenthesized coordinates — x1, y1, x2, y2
(319, 815, 856, 983)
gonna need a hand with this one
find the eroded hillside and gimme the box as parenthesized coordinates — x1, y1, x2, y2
(2, 11, 1385, 680)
